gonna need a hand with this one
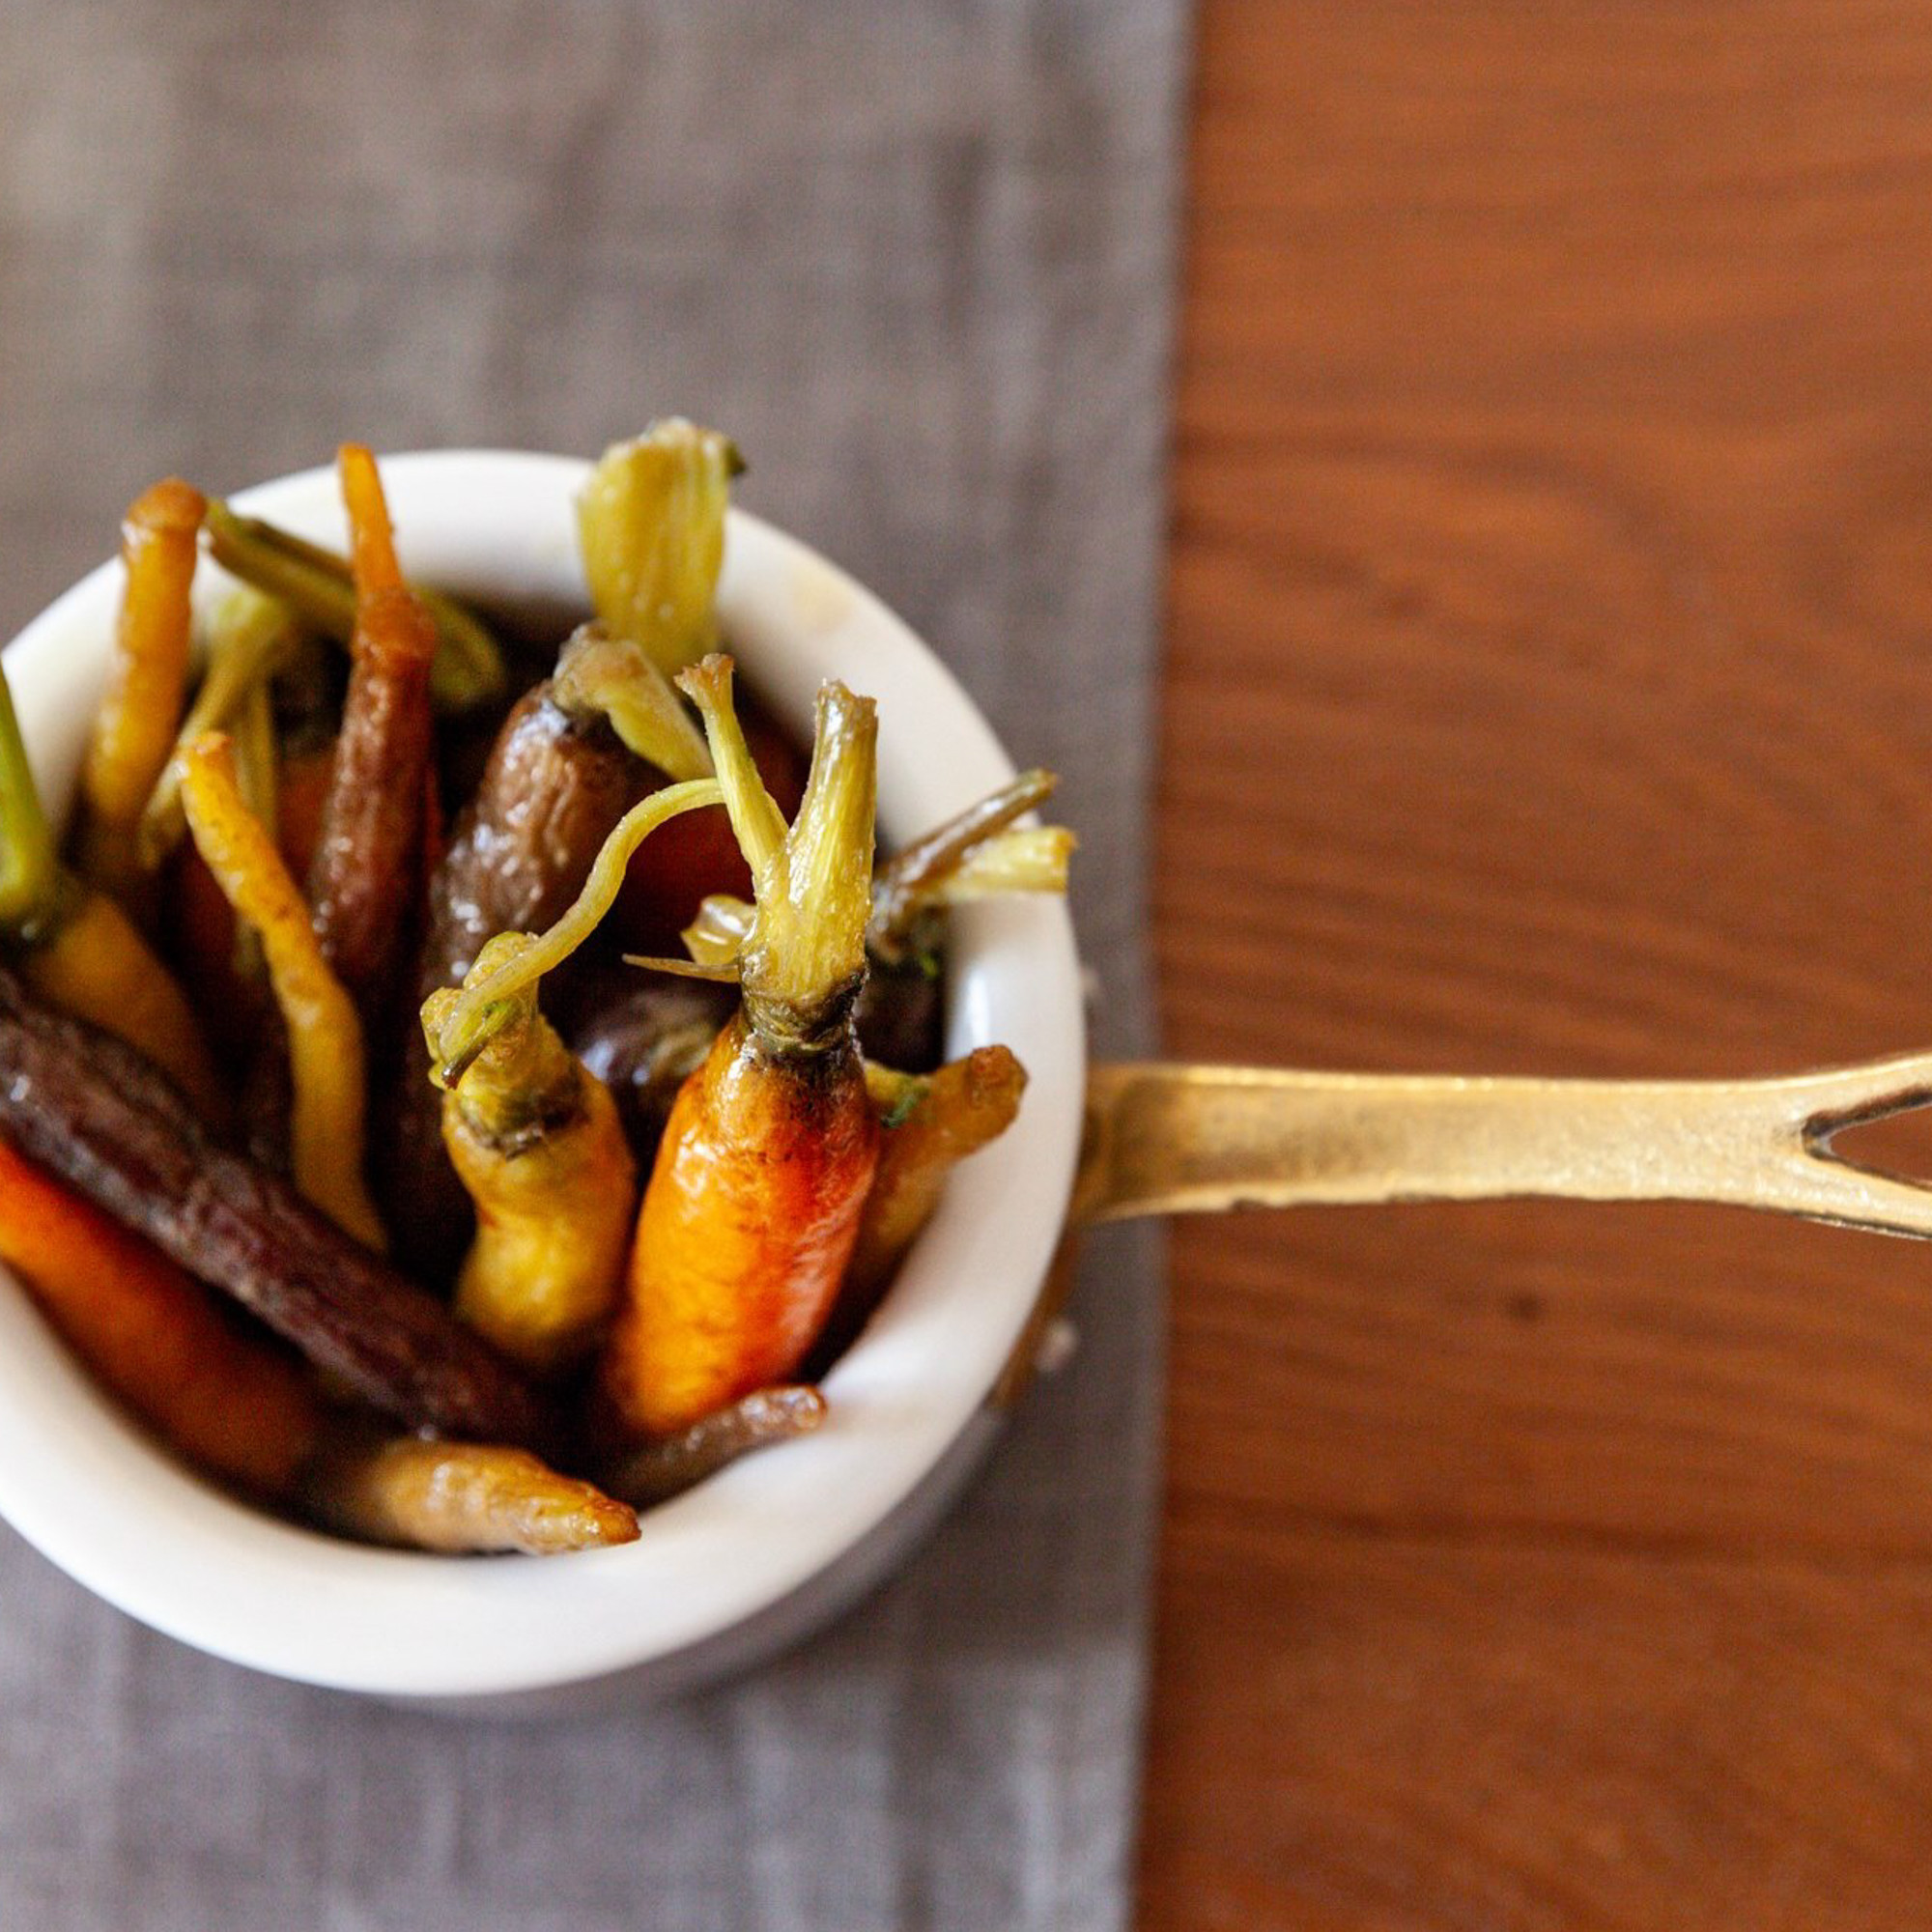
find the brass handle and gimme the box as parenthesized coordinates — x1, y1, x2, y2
(1070, 1051, 1932, 1238)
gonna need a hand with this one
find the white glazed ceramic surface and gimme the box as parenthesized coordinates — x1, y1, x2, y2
(0, 452, 1085, 1703)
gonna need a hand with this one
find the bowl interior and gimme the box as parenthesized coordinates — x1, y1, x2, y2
(0, 451, 1084, 1697)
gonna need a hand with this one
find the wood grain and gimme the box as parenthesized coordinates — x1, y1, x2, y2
(1143, 3, 1932, 1924)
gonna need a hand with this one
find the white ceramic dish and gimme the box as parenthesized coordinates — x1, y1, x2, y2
(0, 451, 1085, 1710)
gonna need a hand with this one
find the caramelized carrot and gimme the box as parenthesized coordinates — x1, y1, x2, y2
(164, 736, 334, 1062)
(424, 936, 639, 1374)
(0, 1132, 320, 1492)
(306, 445, 440, 1042)
(812, 1046, 1027, 1370)
(0, 961, 545, 1445)
(179, 733, 385, 1250)
(308, 1436, 638, 1554)
(72, 477, 206, 900)
(419, 780, 724, 1367)
(0, 663, 226, 1118)
(601, 655, 881, 1437)
(604, 1384, 826, 1507)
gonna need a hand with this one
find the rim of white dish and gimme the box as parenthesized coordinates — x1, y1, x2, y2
(0, 450, 1085, 1697)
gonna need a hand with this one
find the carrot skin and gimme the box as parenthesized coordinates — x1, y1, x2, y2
(605, 1015, 878, 1436)
(0, 1133, 320, 1492)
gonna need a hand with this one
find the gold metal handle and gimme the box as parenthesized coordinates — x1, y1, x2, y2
(1071, 1050, 1932, 1238)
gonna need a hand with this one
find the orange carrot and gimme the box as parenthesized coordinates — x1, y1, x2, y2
(601, 656, 880, 1436)
(0, 1132, 321, 1492)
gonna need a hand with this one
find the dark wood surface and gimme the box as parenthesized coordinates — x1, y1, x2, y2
(1142, 5, 1932, 1925)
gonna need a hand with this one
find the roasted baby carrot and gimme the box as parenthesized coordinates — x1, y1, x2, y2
(603, 1384, 826, 1507)
(0, 663, 227, 1118)
(308, 1436, 638, 1554)
(0, 1131, 320, 1493)
(816, 1046, 1028, 1367)
(417, 775, 724, 1362)
(72, 477, 206, 900)
(179, 732, 385, 1250)
(0, 961, 545, 1444)
(601, 655, 881, 1437)
(423, 935, 639, 1374)
(304, 445, 440, 1042)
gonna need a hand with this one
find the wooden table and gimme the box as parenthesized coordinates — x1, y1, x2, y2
(1141, 6, 1932, 1924)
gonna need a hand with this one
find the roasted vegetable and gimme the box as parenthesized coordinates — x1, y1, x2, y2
(304, 445, 440, 1042)
(386, 627, 670, 1279)
(204, 497, 505, 713)
(72, 478, 206, 900)
(180, 733, 385, 1250)
(604, 1384, 826, 1507)
(0, 963, 544, 1444)
(576, 419, 738, 675)
(419, 773, 724, 1365)
(0, 664, 226, 1118)
(425, 936, 639, 1374)
(422, 628, 677, 990)
(811, 1046, 1028, 1369)
(601, 656, 880, 1437)
(308, 1436, 638, 1554)
(0, 1131, 321, 1493)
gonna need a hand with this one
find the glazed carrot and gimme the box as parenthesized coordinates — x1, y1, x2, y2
(0, 664, 227, 1118)
(423, 935, 639, 1374)
(601, 655, 881, 1437)
(308, 1437, 638, 1555)
(0, 1132, 320, 1493)
(604, 1384, 826, 1507)
(835, 1045, 1027, 1331)
(417, 776, 724, 1363)
(0, 962, 545, 1444)
(576, 419, 739, 675)
(179, 732, 384, 1250)
(164, 733, 333, 1065)
(203, 497, 505, 712)
(305, 445, 440, 1040)
(72, 477, 206, 899)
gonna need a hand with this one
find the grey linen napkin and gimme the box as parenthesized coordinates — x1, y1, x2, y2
(0, 5, 1187, 1927)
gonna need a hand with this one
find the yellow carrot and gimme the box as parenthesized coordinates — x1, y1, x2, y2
(179, 732, 385, 1249)
(0, 662, 226, 1117)
(847, 1047, 1027, 1297)
(74, 477, 206, 897)
(308, 1436, 639, 1554)
(422, 935, 638, 1374)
